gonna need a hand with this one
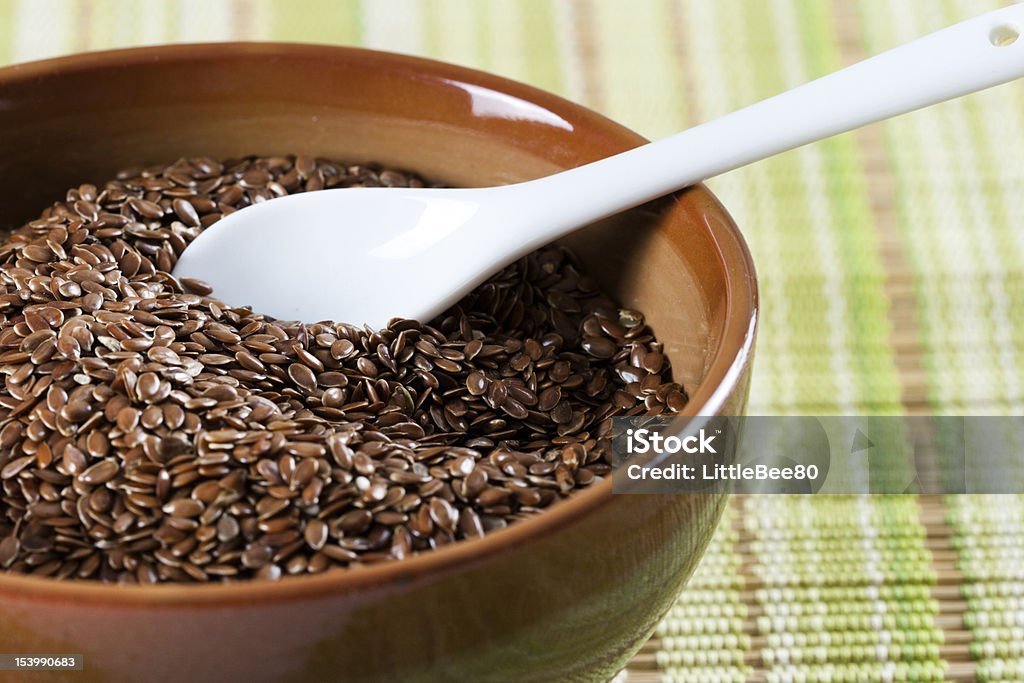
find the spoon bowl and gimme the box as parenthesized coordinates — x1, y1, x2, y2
(174, 186, 515, 325)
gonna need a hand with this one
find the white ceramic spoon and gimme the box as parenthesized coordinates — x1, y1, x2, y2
(173, 5, 1024, 328)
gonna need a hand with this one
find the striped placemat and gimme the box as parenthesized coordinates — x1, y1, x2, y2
(620, 495, 1024, 683)
(2, 2, 1023, 681)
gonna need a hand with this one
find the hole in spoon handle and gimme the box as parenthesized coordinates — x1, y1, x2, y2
(990, 23, 1020, 47)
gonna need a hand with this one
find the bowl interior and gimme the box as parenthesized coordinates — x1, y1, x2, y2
(0, 45, 746, 411)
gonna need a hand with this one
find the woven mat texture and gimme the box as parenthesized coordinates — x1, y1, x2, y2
(1, 2, 1023, 682)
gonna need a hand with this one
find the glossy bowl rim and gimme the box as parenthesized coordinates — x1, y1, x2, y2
(0, 42, 758, 605)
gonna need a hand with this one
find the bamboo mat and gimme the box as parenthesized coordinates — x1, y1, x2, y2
(2, 2, 1024, 681)
(619, 495, 1024, 683)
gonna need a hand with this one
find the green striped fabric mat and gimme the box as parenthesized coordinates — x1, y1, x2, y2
(2, 2, 1023, 681)
(626, 495, 1024, 683)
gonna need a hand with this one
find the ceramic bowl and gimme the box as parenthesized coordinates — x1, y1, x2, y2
(0, 44, 757, 683)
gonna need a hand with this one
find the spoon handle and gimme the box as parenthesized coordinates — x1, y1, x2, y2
(513, 4, 1024, 240)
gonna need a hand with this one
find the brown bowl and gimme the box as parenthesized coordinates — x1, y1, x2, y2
(0, 44, 757, 683)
